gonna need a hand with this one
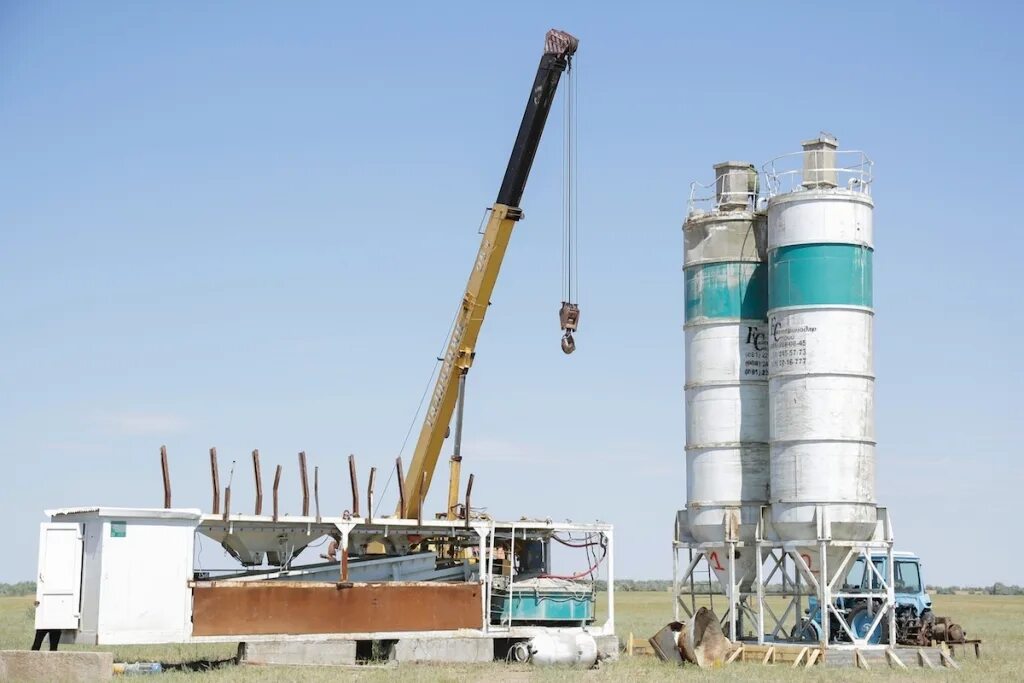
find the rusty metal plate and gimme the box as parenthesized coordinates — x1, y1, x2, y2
(191, 582, 482, 636)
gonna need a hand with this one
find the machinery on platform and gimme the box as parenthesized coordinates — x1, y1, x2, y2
(32, 29, 615, 666)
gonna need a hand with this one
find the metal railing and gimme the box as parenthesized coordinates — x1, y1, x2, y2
(686, 178, 759, 217)
(762, 150, 873, 198)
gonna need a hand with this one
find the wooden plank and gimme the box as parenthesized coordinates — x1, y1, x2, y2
(192, 582, 482, 636)
(805, 648, 820, 667)
(938, 645, 960, 670)
(886, 648, 907, 670)
(627, 632, 654, 656)
(917, 649, 935, 669)
(761, 645, 774, 665)
(791, 647, 807, 668)
(855, 649, 869, 669)
(725, 645, 743, 664)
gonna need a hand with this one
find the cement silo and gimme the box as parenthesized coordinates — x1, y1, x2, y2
(683, 162, 769, 590)
(765, 136, 876, 581)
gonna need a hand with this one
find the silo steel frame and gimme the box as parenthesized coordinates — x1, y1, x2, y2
(672, 507, 896, 649)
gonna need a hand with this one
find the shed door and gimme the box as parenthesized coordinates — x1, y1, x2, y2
(35, 523, 83, 630)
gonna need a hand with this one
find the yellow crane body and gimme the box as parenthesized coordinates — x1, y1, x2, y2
(403, 204, 519, 517)
(399, 29, 578, 520)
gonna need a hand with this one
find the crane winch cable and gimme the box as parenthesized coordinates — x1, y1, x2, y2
(559, 55, 580, 354)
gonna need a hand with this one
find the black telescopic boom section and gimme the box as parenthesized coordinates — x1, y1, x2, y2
(496, 29, 579, 209)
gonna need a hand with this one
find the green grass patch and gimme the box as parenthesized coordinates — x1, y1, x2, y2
(3, 592, 1021, 680)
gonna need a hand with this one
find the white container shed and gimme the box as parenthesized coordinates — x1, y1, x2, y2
(35, 507, 201, 645)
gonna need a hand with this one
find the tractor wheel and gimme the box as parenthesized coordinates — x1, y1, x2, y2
(790, 619, 823, 643)
(847, 605, 888, 644)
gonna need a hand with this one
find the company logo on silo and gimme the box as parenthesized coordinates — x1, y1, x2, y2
(744, 326, 768, 377)
(746, 326, 766, 351)
(769, 315, 817, 371)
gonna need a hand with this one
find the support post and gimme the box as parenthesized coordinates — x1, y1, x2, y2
(314, 466, 321, 523)
(672, 543, 679, 623)
(606, 528, 615, 634)
(340, 526, 350, 583)
(223, 485, 231, 521)
(348, 454, 360, 517)
(396, 457, 406, 518)
(366, 467, 376, 525)
(447, 371, 467, 520)
(464, 473, 474, 529)
(210, 447, 220, 515)
(727, 541, 737, 641)
(794, 552, 803, 641)
(160, 445, 171, 508)
(417, 472, 426, 527)
(756, 542, 766, 645)
(298, 452, 310, 517)
(887, 535, 897, 647)
(272, 465, 282, 522)
(819, 540, 829, 649)
(252, 449, 263, 515)
(478, 525, 488, 633)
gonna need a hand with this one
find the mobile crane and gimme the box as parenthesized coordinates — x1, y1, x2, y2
(400, 29, 579, 521)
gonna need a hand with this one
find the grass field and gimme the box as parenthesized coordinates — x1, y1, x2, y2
(2, 593, 1022, 680)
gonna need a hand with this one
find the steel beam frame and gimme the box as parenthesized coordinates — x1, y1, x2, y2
(672, 506, 896, 650)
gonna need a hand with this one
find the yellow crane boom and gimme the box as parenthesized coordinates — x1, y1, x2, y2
(400, 29, 579, 520)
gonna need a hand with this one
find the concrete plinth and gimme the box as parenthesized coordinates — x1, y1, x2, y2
(239, 639, 357, 666)
(391, 637, 492, 663)
(594, 634, 620, 660)
(0, 650, 113, 682)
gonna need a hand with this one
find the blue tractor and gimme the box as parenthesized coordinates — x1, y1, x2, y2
(793, 551, 951, 645)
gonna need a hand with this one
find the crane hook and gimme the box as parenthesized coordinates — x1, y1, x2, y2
(561, 331, 576, 354)
(558, 302, 580, 355)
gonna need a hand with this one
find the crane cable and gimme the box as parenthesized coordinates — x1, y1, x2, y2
(374, 304, 461, 516)
(559, 55, 580, 354)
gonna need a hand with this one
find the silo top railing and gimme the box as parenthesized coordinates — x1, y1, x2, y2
(686, 178, 757, 218)
(762, 150, 873, 198)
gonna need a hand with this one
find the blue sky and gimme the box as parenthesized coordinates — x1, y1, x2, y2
(2, 2, 1021, 585)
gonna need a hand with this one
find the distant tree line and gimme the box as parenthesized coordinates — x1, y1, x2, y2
(0, 582, 36, 597)
(928, 583, 1024, 596)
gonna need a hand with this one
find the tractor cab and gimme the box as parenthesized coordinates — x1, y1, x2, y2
(844, 552, 931, 615)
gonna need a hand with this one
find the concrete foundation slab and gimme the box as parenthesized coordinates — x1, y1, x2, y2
(0, 650, 113, 682)
(594, 634, 620, 660)
(239, 639, 357, 666)
(392, 637, 492, 663)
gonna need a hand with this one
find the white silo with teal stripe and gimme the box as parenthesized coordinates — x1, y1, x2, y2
(765, 136, 876, 582)
(683, 162, 769, 590)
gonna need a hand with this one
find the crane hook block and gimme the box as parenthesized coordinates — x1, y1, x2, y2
(561, 331, 576, 355)
(559, 302, 579, 354)
(559, 302, 580, 332)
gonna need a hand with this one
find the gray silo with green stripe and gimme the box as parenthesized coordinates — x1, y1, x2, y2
(682, 162, 769, 592)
